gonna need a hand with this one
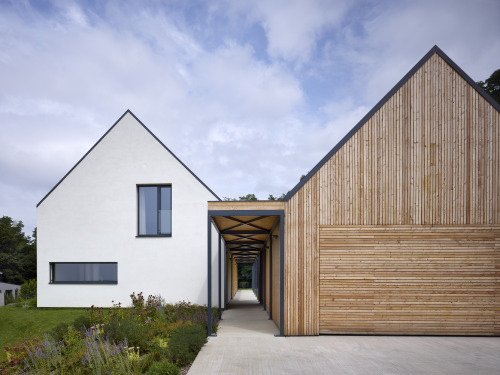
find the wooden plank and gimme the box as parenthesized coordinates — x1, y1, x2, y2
(319, 225, 500, 335)
(208, 201, 285, 211)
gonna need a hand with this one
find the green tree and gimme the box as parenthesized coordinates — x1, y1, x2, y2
(477, 69, 500, 105)
(21, 228, 37, 280)
(222, 194, 258, 201)
(238, 264, 252, 287)
(268, 193, 287, 200)
(0, 216, 35, 284)
(238, 193, 258, 201)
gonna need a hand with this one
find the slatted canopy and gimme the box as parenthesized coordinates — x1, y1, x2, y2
(213, 215, 278, 264)
(206, 200, 286, 337)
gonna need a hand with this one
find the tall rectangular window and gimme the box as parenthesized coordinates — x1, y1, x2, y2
(50, 262, 117, 284)
(138, 185, 172, 236)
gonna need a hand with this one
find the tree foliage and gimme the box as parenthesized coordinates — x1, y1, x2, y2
(222, 194, 258, 201)
(238, 193, 258, 201)
(223, 192, 289, 201)
(0, 216, 36, 284)
(238, 264, 252, 283)
(477, 68, 500, 105)
(268, 193, 286, 200)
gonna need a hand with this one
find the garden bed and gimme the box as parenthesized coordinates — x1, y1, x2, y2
(0, 292, 219, 374)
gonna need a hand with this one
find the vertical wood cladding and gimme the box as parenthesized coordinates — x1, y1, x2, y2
(318, 54, 499, 226)
(284, 52, 500, 335)
(285, 176, 319, 335)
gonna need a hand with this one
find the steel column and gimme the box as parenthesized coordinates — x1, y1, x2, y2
(207, 215, 213, 336)
(269, 235, 273, 320)
(262, 248, 266, 310)
(279, 213, 285, 336)
(224, 243, 227, 310)
(218, 233, 222, 320)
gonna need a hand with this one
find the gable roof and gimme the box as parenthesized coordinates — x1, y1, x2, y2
(37, 110, 220, 207)
(283, 45, 500, 201)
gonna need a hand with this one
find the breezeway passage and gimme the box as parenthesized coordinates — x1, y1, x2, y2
(188, 291, 500, 375)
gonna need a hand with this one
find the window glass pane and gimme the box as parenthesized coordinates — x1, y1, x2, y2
(138, 186, 158, 235)
(159, 186, 172, 235)
(52, 263, 117, 283)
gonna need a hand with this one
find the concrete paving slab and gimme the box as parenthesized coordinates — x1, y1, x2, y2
(189, 291, 500, 374)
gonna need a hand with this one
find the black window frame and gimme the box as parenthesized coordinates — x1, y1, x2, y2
(49, 262, 118, 284)
(137, 184, 172, 237)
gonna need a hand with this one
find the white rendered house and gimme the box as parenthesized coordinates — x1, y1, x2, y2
(37, 110, 223, 307)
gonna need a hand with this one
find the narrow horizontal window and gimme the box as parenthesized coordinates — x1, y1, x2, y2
(50, 262, 117, 284)
(138, 185, 172, 236)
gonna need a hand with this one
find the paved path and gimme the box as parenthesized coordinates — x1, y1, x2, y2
(188, 290, 500, 374)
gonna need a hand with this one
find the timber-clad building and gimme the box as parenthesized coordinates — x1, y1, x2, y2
(38, 45, 499, 337)
(208, 45, 499, 336)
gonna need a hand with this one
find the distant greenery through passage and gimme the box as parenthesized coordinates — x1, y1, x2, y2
(238, 264, 252, 289)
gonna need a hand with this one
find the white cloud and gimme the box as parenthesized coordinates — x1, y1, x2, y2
(190, 42, 303, 120)
(328, 0, 500, 104)
(0, 0, 498, 235)
(226, 0, 350, 64)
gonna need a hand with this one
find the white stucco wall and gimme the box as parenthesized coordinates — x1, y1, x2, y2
(37, 112, 221, 307)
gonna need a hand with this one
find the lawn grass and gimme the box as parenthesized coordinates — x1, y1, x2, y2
(0, 305, 85, 361)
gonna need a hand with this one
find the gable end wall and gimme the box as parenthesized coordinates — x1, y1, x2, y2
(284, 52, 500, 335)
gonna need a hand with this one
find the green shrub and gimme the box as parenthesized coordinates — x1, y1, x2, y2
(22, 335, 65, 374)
(20, 279, 37, 300)
(130, 292, 164, 324)
(134, 352, 155, 373)
(147, 336, 170, 362)
(50, 322, 70, 342)
(86, 305, 106, 325)
(104, 318, 149, 349)
(72, 314, 92, 332)
(81, 329, 132, 375)
(167, 325, 206, 366)
(163, 302, 219, 334)
(4, 292, 17, 305)
(28, 297, 37, 308)
(149, 318, 172, 339)
(146, 360, 179, 375)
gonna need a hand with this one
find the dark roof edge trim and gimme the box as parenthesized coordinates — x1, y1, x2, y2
(208, 210, 284, 216)
(37, 110, 220, 207)
(283, 45, 500, 201)
(126, 111, 221, 201)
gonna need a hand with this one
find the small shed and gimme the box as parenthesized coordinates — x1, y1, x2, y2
(0, 281, 21, 306)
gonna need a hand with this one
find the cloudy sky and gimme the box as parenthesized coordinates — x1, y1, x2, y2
(1, 0, 499, 236)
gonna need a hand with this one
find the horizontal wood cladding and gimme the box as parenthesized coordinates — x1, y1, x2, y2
(319, 225, 500, 335)
(318, 53, 499, 226)
(208, 201, 285, 211)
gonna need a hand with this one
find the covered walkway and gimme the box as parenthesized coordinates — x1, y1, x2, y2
(210, 289, 279, 337)
(207, 200, 284, 336)
(188, 291, 500, 375)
